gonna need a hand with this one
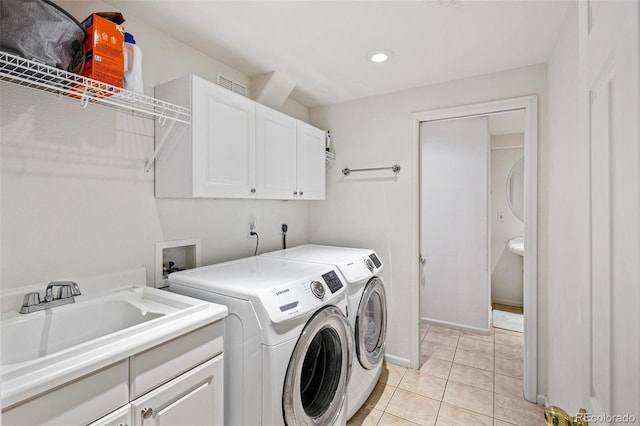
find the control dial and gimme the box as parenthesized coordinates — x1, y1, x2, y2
(310, 281, 326, 299)
(365, 258, 375, 272)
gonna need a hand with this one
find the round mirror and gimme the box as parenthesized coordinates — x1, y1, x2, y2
(507, 157, 524, 222)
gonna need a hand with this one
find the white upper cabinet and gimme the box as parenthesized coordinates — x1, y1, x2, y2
(296, 121, 326, 200)
(155, 75, 255, 198)
(155, 74, 325, 200)
(255, 104, 297, 199)
(193, 77, 256, 198)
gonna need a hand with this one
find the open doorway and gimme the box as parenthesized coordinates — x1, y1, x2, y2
(411, 96, 538, 403)
(488, 110, 526, 333)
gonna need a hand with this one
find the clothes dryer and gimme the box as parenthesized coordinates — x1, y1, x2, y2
(262, 244, 387, 419)
(169, 256, 352, 426)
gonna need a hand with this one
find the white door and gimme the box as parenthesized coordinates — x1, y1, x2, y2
(420, 117, 490, 331)
(130, 355, 224, 426)
(580, 0, 639, 422)
(296, 121, 326, 200)
(255, 104, 297, 199)
(193, 78, 256, 198)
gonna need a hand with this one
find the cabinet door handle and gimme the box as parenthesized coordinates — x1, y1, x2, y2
(142, 407, 153, 419)
(293, 191, 298, 196)
(299, 191, 304, 196)
(250, 188, 256, 194)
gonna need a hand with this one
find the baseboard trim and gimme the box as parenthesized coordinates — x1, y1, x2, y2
(538, 394, 549, 407)
(492, 298, 524, 308)
(384, 353, 411, 368)
(421, 317, 491, 335)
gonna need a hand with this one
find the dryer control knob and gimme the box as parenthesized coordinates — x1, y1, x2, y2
(310, 281, 325, 299)
(365, 258, 375, 272)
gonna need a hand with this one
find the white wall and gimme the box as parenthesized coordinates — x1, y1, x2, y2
(490, 134, 524, 306)
(0, 1, 311, 289)
(309, 64, 547, 372)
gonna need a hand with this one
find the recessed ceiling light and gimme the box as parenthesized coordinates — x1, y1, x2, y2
(367, 50, 394, 63)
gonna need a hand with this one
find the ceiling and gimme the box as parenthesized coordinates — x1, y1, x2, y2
(106, 0, 569, 108)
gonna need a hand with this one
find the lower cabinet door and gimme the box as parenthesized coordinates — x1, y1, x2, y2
(88, 405, 131, 426)
(130, 354, 223, 426)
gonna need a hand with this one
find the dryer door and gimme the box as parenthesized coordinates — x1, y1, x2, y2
(356, 277, 387, 369)
(282, 306, 353, 425)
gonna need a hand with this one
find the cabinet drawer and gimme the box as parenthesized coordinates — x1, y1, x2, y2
(130, 321, 223, 399)
(130, 354, 224, 426)
(2, 360, 128, 426)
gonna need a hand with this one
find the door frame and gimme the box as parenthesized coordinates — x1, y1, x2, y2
(410, 95, 538, 402)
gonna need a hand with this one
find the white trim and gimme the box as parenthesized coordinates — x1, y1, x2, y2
(410, 114, 422, 369)
(486, 119, 492, 333)
(421, 317, 491, 335)
(492, 298, 524, 308)
(538, 394, 549, 407)
(411, 95, 538, 402)
(384, 354, 411, 368)
(490, 145, 525, 151)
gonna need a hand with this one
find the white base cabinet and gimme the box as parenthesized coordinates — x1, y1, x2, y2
(155, 74, 325, 200)
(4, 322, 224, 426)
(90, 355, 223, 426)
(130, 356, 223, 426)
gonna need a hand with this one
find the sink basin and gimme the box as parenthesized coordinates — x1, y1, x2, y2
(1, 294, 170, 365)
(0, 268, 228, 408)
(507, 237, 525, 256)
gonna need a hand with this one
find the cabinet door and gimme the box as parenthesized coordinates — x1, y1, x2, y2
(192, 77, 256, 198)
(130, 355, 223, 426)
(88, 405, 131, 426)
(255, 104, 297, 199)
(296, 121, 326, 200)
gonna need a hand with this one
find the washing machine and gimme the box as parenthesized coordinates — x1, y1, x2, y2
(168, 256, 353, 426)
(262, 244, 387, 420)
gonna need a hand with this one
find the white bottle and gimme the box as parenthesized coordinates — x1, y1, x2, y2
(123, 32, 144, 93)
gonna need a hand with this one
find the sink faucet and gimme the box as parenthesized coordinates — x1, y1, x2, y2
(20, 281, 82, 314)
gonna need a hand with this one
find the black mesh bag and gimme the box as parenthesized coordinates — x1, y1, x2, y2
(0, 0, 85, 70)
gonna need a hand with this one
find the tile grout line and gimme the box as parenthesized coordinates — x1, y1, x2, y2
(432, 329, 460, 426)
(354, 324, 528, 426)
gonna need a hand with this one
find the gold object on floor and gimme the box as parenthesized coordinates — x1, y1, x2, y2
(544, 406, 588, 426)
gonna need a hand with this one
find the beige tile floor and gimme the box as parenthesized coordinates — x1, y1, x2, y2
(347, 323, 546, 426)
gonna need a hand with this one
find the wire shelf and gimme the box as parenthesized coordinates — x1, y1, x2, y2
(0, 51, 191, 124)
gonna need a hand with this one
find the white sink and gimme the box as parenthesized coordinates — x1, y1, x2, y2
(0, 268, 227, 408)
(507, 237, 525, 256)
(1, 288, 179, 366)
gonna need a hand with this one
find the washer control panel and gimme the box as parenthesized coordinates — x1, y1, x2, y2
(365, 258, 375, 272)
(310, 280, 326, 299)
(321, 270, 344, 294)
(338, 252, 383, 283)
(259, 267, 346, 324)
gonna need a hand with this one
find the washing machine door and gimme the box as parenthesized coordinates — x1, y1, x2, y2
(282, 306, 353, 425)
(356, 277, 387, 369)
